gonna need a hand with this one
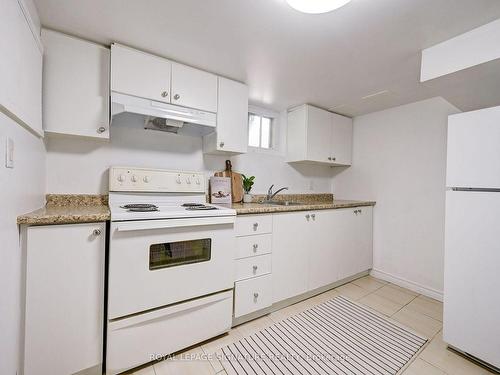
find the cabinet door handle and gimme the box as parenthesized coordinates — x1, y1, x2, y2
(328, 157, 332, 161)
(253, 222, 259, 230)
(253, 244, 258, 252)
(311, 213, 316, 219)
(161, 91, 168, 98)
(254, 292, 259, 299)
(332, 157, 336, 161)
(97, 126, 106, 134)
(253, 265, 258, 273)
(93, 229, 102, 236)
(173, 94, 180, 100)
(305, 214, 310, 220)
(219, 142, 225, 148)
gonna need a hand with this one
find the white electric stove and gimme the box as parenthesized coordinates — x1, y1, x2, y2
(106, 167, 236, 375)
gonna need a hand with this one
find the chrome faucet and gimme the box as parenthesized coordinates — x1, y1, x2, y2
(266, 184, 289, 201)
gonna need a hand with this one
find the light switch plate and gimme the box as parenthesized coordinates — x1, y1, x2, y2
(5, 137, 14, 168)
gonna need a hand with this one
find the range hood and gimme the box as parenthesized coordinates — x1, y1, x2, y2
(111, 92, 217, 135)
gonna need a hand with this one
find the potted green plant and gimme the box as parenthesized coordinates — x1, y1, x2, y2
(242, 174, 255, 203)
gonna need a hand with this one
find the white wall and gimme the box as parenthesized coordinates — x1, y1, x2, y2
(46, 112, 335, 194)
(0, 113, 46, 375)
(332, 97, 459, 299)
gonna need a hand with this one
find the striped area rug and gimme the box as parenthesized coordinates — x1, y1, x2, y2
(221, 295, 427, 375)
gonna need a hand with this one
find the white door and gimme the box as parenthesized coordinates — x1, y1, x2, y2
(444, 191, 500, 368)
(336, 207, 373, 280)
(331, 113, 353, 165)
(306, 105, 333, 163)
(216, 77, 248, 153)
(308, 210, 340, 290)
(272, 212, 309, 303)
(0, 0, 43, 135)
(42, 30, 110, 139)
(111, 44, 171, 103)
(24, 223, 105, 375)
(447, 106, 500, 189)
(171, 62, 218, 112)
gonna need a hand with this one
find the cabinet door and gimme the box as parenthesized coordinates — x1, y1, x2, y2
(42, 30, 110, 139)
(24, 223, 105, 375)
(446, 106, 500, 189)
(331, 113, 353, 165)
(0, 0, 43, 135)
(171, 62, 218, 112)
(306, 105, 333, 163)
(215, 77, 248, 152)
(111, 44, 171, 103)
(336, 207, 373, 280)
(272, 212, 309, 303)
(308, 210, 340, 290)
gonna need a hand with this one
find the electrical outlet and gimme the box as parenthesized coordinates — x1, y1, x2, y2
(5, 137, 14, 168)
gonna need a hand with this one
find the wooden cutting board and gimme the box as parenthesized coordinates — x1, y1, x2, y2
(215, 160, 244, 203)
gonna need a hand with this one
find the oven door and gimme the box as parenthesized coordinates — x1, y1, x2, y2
(108, 216, 235, 319)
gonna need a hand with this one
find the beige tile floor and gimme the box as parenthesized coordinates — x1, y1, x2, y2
(129, 275, 495, 375)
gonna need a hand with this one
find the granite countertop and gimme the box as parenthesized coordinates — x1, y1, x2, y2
(231, 194, 375, 215)
(17, 194, 110, 225)
(17, 193, 375, 224)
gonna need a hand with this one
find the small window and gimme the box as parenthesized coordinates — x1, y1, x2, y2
(248, 113, 273, 149)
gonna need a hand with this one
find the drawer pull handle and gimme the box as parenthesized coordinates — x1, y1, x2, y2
(254, 292, 259, 299)
(253, 222, 259, 230)
(253, 265, 258, 273)
(253, 243, 258, 252)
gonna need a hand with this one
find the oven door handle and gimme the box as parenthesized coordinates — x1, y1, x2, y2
(115, 216, 235, 232)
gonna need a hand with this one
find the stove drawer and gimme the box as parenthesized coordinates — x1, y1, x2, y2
(236, 234, 272, 259)
(234, 274, 272, 318)
(106, 290, 232, 375)
(235, 254, 272, 281)
(235, 215, 272, 236)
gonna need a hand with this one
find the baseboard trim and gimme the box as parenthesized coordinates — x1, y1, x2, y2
(370, 269, 443, 302)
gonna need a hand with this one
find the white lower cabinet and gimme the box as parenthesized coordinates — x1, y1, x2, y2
(272, 207, 373, 305)
(307, 210, 341, 290)
(23, 223, 105, 375)
(336, 207, 373, 280)
(272, 211, 310, 303)
(234, 215, 273, 319)
(234, 274, 273, 318)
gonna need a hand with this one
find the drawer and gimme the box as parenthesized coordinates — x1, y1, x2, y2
(236, 234, 272, 259)
(235, 215, 272, 236)
(235, 254, 272, 281)
(234, 274, 272, 318)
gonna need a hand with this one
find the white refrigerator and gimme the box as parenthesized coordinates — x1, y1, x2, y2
(444, 105, 500, 371)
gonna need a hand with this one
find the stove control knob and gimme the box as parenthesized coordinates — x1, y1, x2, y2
(131, 175, 138, 182)
(176, 176, 182, 184)
(117, 174, 125, 182)
(143, 176, 151, 183)
(186, 177, 191, 184)
(196, 177, 201, 185)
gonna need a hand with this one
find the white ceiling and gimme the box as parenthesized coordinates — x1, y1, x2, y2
(34, 0, 500, 116)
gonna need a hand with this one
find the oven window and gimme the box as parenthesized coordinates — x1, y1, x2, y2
(149, 239, 211, 270)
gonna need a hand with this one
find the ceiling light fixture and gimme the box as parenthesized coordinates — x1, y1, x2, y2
(286, 0, 352, 14)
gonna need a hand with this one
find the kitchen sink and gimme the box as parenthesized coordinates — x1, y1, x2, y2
(259, 200, 304, 206)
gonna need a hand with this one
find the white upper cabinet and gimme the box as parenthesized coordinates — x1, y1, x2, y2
(203, 77, 248, 154)
(0, 0, 43, 136)
(331, 112, 353, 166)
(111, 44, 218, 113)
(287, 104, 352, 166)
(42, 30, 110, 139)
(447, 105, 500, 189)
(171, 63, 217, 112)
(111, 44, 171, 103)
